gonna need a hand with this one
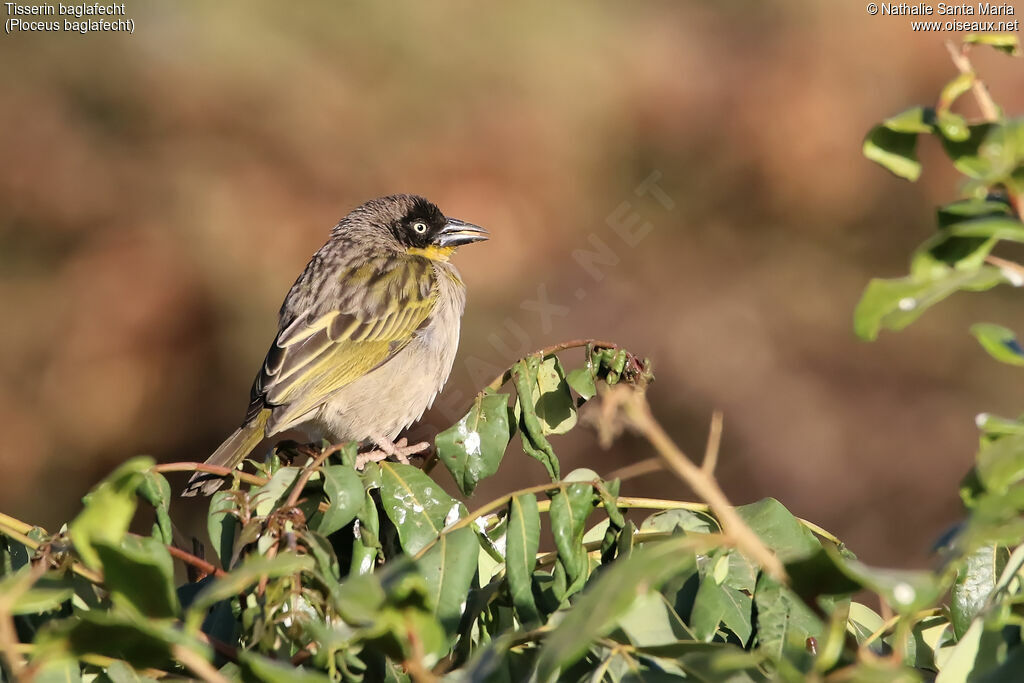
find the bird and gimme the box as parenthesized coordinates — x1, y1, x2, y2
(183, 194, 488, 496)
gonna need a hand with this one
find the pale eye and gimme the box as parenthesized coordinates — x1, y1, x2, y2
(412, 221, 428, 234)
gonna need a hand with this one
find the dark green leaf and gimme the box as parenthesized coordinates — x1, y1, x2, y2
(417, 526, 478, 635)
(94, 535, 179, 619)
(379, 462, 461, 555)
(138, 472, 172, 545)
(314, 465, 364, 536)
(507, 494, 542, 625)
(690, 578, 753, 644)
(548, 483, 595, 598)
(436, 393, 513, 495)
(512, 357, 561, 481)
(535, 538, 698, 681)
(951, 544, 1004, 639)
(185, 553, 314, 626)
(207, 490, 239, 570)
(863, 125, 921, 180)
(565, 367, 597, 400)
(239, 650, 332, 682)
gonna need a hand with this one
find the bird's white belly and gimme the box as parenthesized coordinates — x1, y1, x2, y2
(308, 275, 463, 444)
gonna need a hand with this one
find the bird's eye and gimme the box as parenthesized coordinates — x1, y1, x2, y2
(412, 221, 428, 234)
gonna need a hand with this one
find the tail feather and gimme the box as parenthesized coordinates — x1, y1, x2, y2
(182, 412, 269, 497)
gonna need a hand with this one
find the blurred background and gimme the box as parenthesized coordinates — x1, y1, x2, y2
(1, 1, 1022, 567)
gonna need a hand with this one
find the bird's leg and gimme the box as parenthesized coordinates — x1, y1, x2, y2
(355, 434, 430, 470)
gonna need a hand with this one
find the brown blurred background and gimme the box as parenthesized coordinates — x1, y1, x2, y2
(2, 1, 1022, 567)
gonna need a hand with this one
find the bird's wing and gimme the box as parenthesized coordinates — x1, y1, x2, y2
(246, 253, 437, 433)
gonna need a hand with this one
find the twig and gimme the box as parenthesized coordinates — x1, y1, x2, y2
(166, 544, 226, 578)
(985, 254, 1024, 284)
(173, 644, 231, 683)
(153, 462, 268, 488)
(944, 40, 1000, 122)
(601, 457, 664, 483)
(283, 442, 351, 510)
(484, 338, 620, 392)
(701, 411, 724, 474)
(616, 386, 787, 581)
(0, 515, 103, 584)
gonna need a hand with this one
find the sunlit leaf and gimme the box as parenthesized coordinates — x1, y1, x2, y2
(964, 32, 1021, 56)
(548, 482, 595, 598)
(379, 462, 462, 555)
(863, 125, 922, 180)
(436, 393, 513, 495)
(69, 457, 153, 570)
(971, 323, 1024, 366)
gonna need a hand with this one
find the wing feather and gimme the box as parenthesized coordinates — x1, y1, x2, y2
(243, 253, 438, 431)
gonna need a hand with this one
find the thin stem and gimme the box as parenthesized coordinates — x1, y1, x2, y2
(617, 386, 787, 581)
(702, 411, 724, 474)
(284, 442, 351, 510)
(944, 40, 1000, 122)
(601, 457, 663, 483)
(484, 338, 620, 392)
(985, 254, 1024, 284)
(166, 544, 226, 578)
(0, 515, 103, 584)
(153, 462, 268, 488)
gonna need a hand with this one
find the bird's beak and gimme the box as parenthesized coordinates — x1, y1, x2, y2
(437, 218, 489, 247)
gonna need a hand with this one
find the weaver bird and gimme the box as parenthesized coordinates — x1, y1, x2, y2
(183, 194, 488, 496)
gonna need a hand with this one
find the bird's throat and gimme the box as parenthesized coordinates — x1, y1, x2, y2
(406, 245, 456, 262)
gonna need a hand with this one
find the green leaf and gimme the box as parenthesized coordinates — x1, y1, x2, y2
(69, 457, 153, 570)
(507, 494, 542, 625)
(641, 508, 718, 535)
(238, 650, 332, 682)
(753, 573, 823, 670)
(825, 546, 943, 614)
(854, 267, 1005, 341)
(436, 393, 513, 496)
(935, 618, 984, 682)
(3, 570, 73, 615)
(847, 602, 885, 647)
(379, 462, 462, 555)
(883, 106, 935, 134)
(565, 367, 597, 400)
(548, 483, 595, 598)
(94, 535, 179, 618)
(512, 357, 561, 481)
(185, 553, 314, 627)
(535, 538, 698, 681)
(314, 465, 364, 536)
(937, 111, 970, 142)
(971, 323, 1024, 366)
(863, 125, 921, 180)
(951, 544, 1004, 639)
(976, 432, 1024, 493)
(138, 471, 172, 545)
(32, 657, 82, 683)
(35, 609, 206, 670)
(735, 498, 819, 562)
(417, 526, 478, 635)
(253, 466, 300, 517)
(690, 579, 753, 644)
(964, 32, 1021, 56)
(531, 355, 578, 434)
(207, 490, 239, 570)
(938, 72, 975, 114)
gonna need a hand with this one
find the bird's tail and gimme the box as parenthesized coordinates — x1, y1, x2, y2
(182, 411, 269, 497)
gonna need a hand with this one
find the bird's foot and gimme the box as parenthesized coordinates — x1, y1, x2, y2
(355, 437, 430, 470)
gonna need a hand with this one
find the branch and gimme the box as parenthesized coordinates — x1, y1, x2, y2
(166, 544, 226, 578)
(615, 385, 787, 581)
(153, 462, 268, 488)
(484, 338, 620, 392)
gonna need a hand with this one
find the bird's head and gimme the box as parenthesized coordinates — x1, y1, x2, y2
(342, 194, 489, 262)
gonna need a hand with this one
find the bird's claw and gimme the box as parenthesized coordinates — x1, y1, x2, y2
(355, 437, 430, 470)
